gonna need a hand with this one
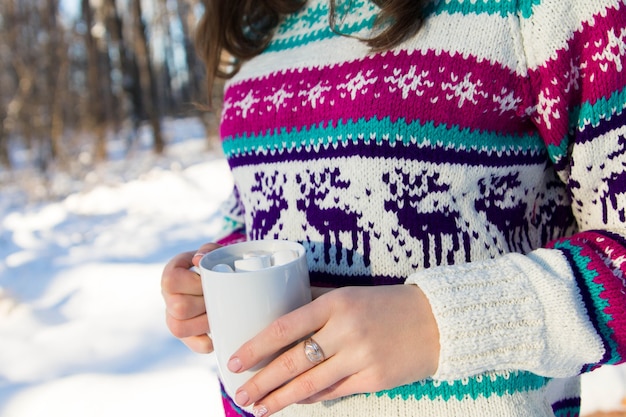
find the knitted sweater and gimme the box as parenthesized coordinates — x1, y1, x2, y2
(214, 0, 626, 415)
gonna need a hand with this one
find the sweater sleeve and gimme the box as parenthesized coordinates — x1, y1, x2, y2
(406, 0, 626, 381)
(525, 0, 626, 372)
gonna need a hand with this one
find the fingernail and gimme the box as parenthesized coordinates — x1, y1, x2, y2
(193, 251, 207, 259)
(234, 390, 249, 406)
(253, 405, 268, 417)
(227, 356, 242, 372)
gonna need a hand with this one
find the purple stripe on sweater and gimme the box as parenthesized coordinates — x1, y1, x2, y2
(577, 106, 626, 144)
(583, 231, 626, 363)
(551, 396, 581, 416)
(556, 246, 614, 371)
(225, 135, 548, 169)
(551, 230, 626, 369)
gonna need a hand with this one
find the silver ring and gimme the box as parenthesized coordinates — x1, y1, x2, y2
(303, 337, 325, 364)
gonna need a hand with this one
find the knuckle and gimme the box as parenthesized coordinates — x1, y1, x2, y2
(246, 378, 263, 399)
(296, 375, 318, 396)
(242, 342, 258, 363)
(278, 353, 299, 376)
(329, 287, 354, 310)
(161, 271, 176, 294)
(161, 267, 186, 294)
(268, 317, 290, 341)
(165, 314, 188, 338)
(168, 298, 191, 320)
(183, 336, 213, 354)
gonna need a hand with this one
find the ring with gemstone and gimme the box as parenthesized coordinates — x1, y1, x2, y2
(303, 337, 325, 364)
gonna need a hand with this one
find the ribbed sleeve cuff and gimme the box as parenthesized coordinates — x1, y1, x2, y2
(405, 250, 604, 381)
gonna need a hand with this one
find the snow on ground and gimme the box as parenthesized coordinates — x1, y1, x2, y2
(0, 118, 227, 416)
(0, 118, 624, 416)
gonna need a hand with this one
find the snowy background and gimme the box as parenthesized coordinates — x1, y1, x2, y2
(0, 118, 624, 416)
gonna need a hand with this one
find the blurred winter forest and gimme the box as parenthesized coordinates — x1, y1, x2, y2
(0, 0, 223, 198)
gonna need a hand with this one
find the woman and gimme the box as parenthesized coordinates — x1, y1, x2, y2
(162, 0, 626, 416)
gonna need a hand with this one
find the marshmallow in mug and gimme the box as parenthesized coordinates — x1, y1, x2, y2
(212, 249, 299, 273)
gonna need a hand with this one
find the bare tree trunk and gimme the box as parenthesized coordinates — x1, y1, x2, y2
(82, 0, 108, 161)
(131, 0, 164, 154)
(103, 0, 136, 132)
(43, 0, 67, 167)
(2, 1, 31, 164)
(50, 54, 69, 167)
(175, 0, 194, 106)
(0, 0, 209, 174)
(0, 115, 9, 168)
(103, 0, 144, 148)
(177, 0, 220, 146)
(6, 61, 36, 158)
(155, 0, 175, 116)
(176, 0, 209, 108)
(0, 1, 12, 168)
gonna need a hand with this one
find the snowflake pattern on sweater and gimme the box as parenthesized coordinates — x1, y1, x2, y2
(214, 0, 626, 415)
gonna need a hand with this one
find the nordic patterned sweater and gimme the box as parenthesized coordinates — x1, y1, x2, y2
(212, 0, 626, 416)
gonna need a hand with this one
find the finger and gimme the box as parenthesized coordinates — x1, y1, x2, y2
(162, 243, 221, 295)
(192, 243, 222, 267)
(164, 293, 206, 320)
(162, 260, 204, 296)
(235, 333, 340, 408)
(233, 338, 321, 404)
(229, 296, 331, 373)
(251, 355, 349, 416)
(181, 334, 214, 354)
(165, 310, 210, 339)
(296, 379, 344, 404)
(297, 374, 362, 404)
(164, 250, 196, 271)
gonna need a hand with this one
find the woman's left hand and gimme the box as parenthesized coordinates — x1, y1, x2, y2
(227, 284, 440, 416)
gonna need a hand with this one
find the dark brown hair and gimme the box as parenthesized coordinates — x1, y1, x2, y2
(196, 0, 426, 102)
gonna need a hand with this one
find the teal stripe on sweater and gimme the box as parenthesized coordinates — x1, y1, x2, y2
(546, 86, 626, 163)
(371, 371, 550, 401)
(222, 116, 545, 158)
(576, 85, 626, 132)
(424, 0, 540, 19)
(552, 239, 620, 364)
(268, 0, 376, 52)
(268, 0, 542, 52)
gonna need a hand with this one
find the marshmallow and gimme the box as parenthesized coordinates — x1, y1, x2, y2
(234, 255, 272, 272)
(271, 250, 299, 266)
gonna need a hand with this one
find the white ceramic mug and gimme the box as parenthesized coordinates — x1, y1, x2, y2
(199, 240, 312, 400)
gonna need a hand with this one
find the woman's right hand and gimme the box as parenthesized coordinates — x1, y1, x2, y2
(161, 243, 221, 353)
